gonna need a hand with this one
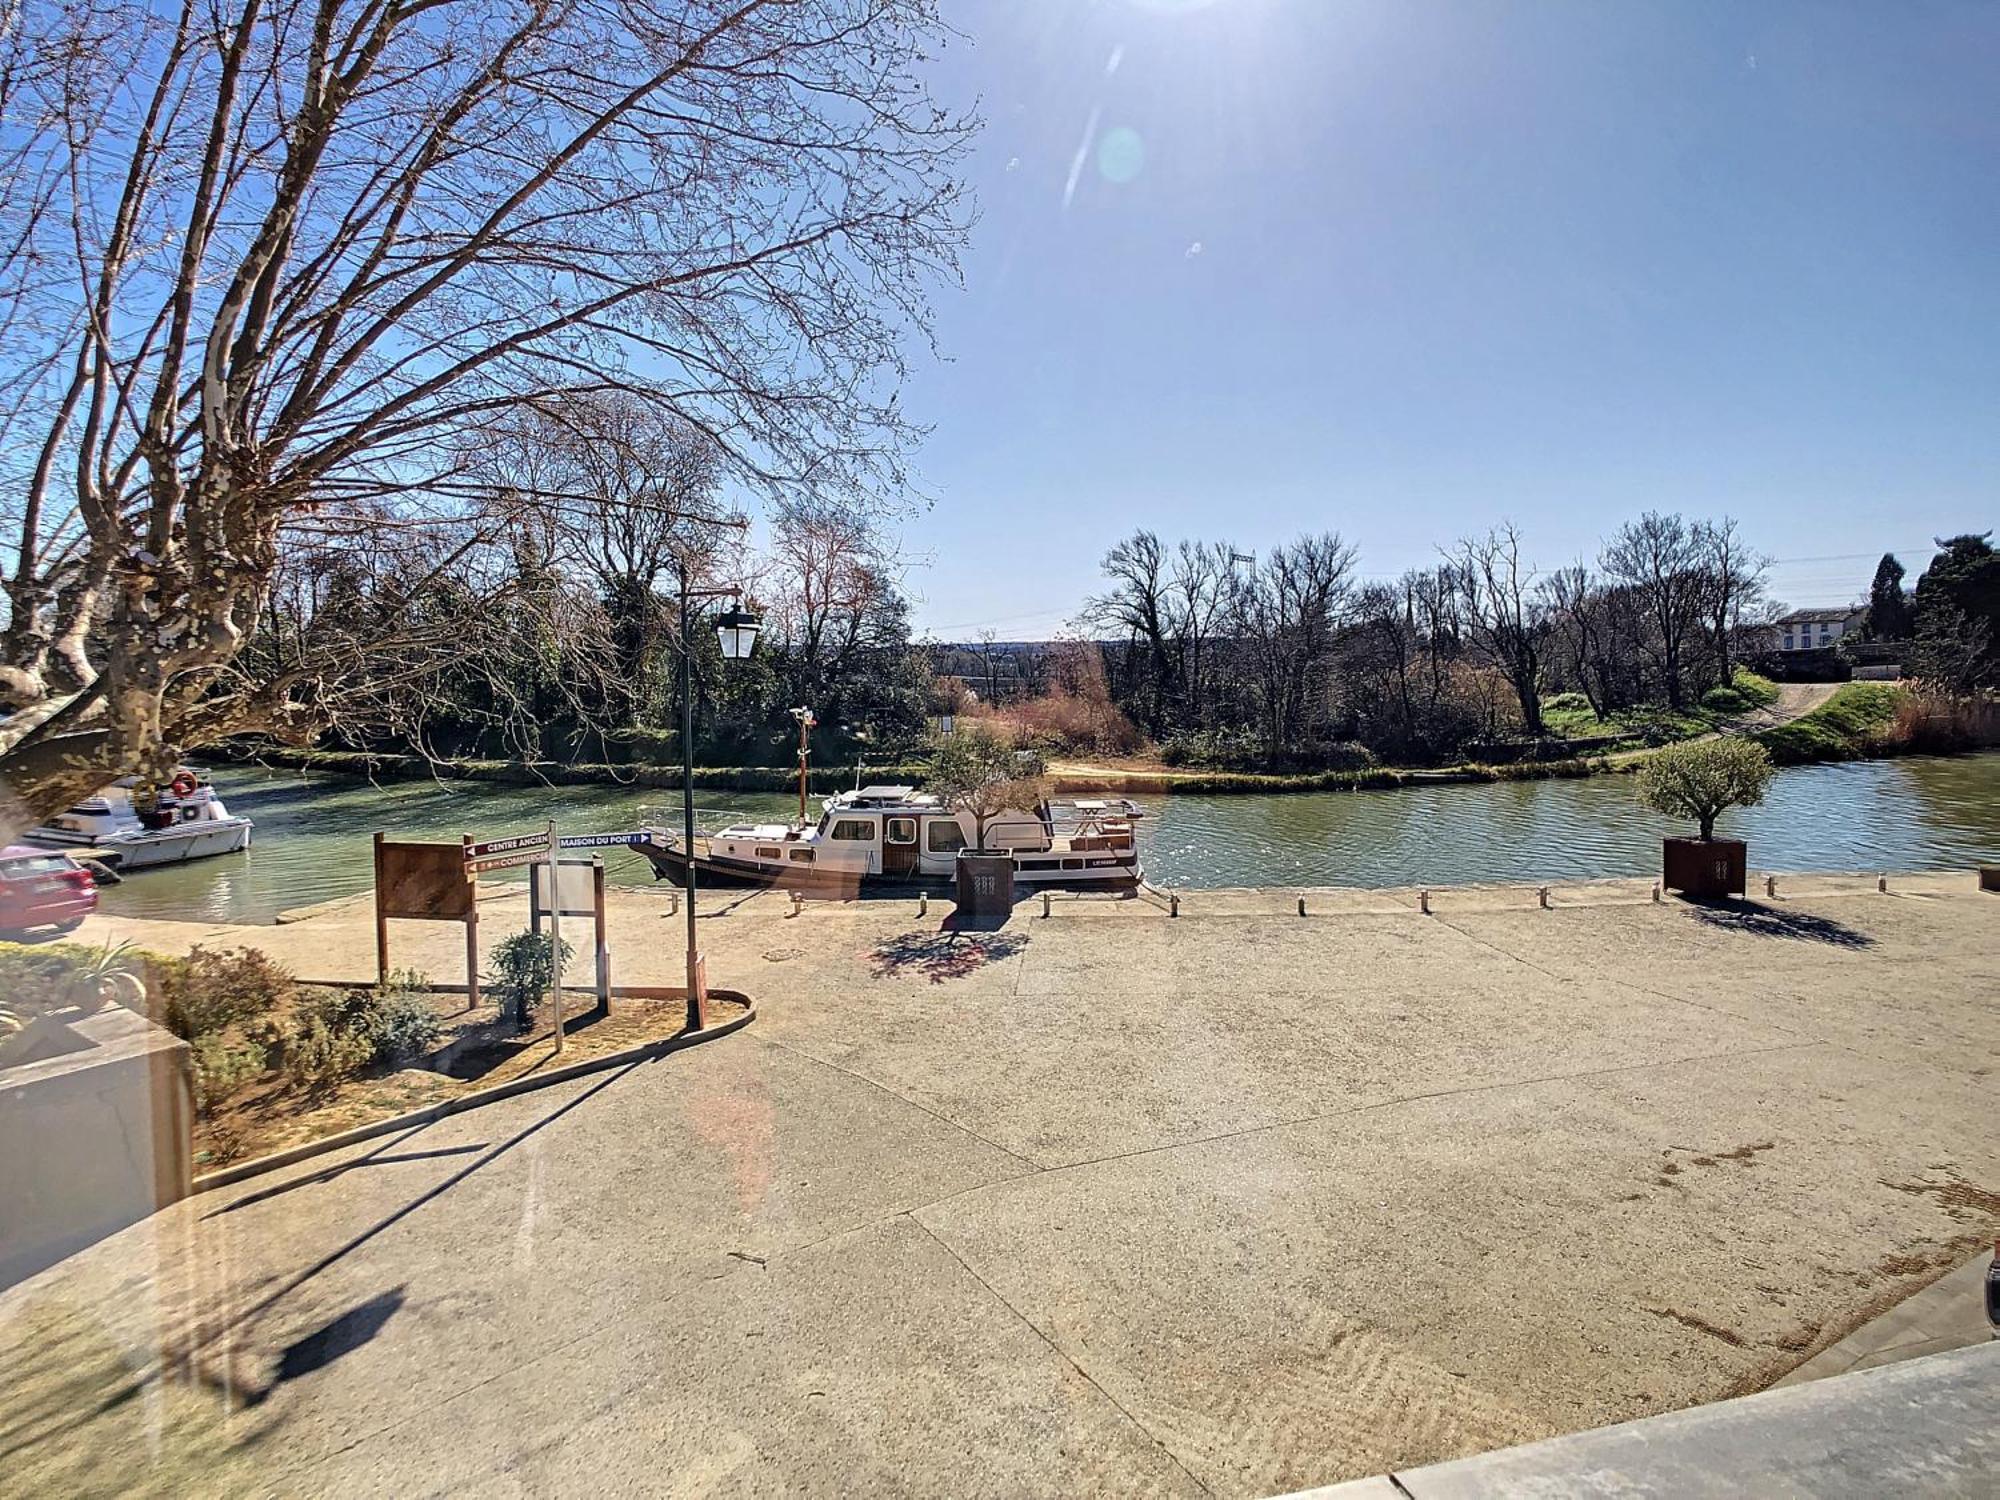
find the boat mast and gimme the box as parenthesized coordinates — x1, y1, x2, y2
(789, 706, 817, 828)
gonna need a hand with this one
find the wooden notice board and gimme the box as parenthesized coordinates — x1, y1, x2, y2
(373, 833, 481, 1002)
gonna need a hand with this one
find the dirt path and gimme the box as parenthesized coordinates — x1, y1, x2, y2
(1716, 681, 1838, 733)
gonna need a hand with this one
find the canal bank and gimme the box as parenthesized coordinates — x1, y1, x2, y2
(94, 751, 2000, 923)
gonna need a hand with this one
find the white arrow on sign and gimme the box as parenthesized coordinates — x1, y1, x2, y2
(465, 848, 551, 873)
(465, 830, 553, 860)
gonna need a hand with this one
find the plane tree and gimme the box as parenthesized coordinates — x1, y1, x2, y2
(0, 0, 972, 828)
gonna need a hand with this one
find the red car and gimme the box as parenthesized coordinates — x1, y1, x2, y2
(0, 845, 98, 936)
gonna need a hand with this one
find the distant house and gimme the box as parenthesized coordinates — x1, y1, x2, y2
(1769, 607, 1865, 653)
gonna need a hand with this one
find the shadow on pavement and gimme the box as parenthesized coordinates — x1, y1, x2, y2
(260, 1286, 407, 1401)
(207, 1142, 488, 1218)
(869, 917, 1029, 983)
(1686, 899, 1876, 950)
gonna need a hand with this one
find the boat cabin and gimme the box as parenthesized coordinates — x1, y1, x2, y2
(654, 785, 1142, 889)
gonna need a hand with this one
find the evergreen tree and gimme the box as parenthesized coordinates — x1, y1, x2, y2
(1867, 553, 1914, 640)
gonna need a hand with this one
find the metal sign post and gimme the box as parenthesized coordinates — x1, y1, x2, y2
(530, 856, 610, 1015)
(544, 818, 564, 1055)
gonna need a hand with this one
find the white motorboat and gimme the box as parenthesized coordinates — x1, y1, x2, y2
(638, 785, 1144, 894)
(26, 770, 253, 870)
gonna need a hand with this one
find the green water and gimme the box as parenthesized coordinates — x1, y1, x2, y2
(96, 754, 2000, 923)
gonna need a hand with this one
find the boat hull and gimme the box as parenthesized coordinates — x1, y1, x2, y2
(639, 842, 1140, 895)
(26, 818, 253, 870)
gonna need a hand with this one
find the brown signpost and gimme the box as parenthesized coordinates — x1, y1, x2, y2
(373, 833, 483, 1004)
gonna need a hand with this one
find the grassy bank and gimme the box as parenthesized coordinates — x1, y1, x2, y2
(231, 676, 1984, 799)
(1753, 683, 1901, 765)
(223, 745, 927, 794)
(230, 742, 1622, 798)
(1542, 668, 1780, 745)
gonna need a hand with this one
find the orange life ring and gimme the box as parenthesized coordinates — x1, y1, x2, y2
(169, 772, 198, 798)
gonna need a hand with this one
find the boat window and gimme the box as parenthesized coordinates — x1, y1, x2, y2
(885, 817, 917, 845)
(926, 820, 966, 854)
(755, 847, 781, 860)
(788, 848, 814, 863)
(829, 819, 874, 842)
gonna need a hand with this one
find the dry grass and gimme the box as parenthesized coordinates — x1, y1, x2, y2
(968, 690, 1145, 757)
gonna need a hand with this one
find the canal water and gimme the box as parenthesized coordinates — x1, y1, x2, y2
(96, 753, 2000, 924)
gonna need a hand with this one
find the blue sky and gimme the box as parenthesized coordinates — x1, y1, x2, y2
(887, 0, 1999, 638)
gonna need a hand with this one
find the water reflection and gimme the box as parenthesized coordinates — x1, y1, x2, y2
(96, 754, 2000, 922)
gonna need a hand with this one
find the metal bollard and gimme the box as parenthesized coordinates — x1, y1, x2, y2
(668, 891, 679, 916)
(1878, 872, 1888, 892)
(1297, 893, 1307, 917)
(1651, 883, 1661, 903)
(1419, 889, 1430, 915)
(918, 890, 928, 917)
(1169, 891, 1180, 918)
(1538, 886, 1551, 910)
(1765, 873, 1776, 898)
(1041, 890, 1051, 918)
(789, 889, 803, 916)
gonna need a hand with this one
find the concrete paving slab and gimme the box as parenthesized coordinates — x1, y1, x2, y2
(7, 876, 1997, 1495)
(1298, 1342, 2000, 1498)
(912, 1041, 2000, 1495)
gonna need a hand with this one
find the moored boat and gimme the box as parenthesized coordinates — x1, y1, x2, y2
(637, 785, 1143, 894)
(25, 770, 253, 870)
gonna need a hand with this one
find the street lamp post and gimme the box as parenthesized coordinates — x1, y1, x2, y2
(674, 553, 760, 1032)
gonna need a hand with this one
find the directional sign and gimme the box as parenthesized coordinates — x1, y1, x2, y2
(465, 847, 552, 874)
(557, 831, 647, 850)
(466, 830, 553, 860)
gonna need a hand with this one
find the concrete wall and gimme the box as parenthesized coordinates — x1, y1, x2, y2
(0, 1006, 192, 1290)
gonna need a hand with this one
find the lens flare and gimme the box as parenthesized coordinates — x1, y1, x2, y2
(1097, 126, 1146, 184)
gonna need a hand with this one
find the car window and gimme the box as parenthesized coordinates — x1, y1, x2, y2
(1, 855, 73, 878)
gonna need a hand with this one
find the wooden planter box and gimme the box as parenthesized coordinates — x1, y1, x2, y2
(954, 850, 1016, 916)
(1663, 837, 1746, 899)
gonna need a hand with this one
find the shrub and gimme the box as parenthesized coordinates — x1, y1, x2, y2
(274, 977, 446, 1089)
(1158, 726, 1270, 771)
(282, 1011, 376, 1091)
(490, 932, 574, 1029)
(368, 982, 444, 1065)
(0, 940, 154, 1035)
(1700, 685, 1750, 713)
(1874, 682, 2000, 756)
(969, 691, 1144, 758)
(158, 946, 294, 1042)
(190, 1034, 269, 1115)
(1638, 739, 1775, 839)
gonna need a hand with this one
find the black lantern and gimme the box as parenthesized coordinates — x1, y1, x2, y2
(714, 605, 761, 660)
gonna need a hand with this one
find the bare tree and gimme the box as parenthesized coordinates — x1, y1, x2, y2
(1601, 512, 1708, 708)
(1447, 524, 1548, 735)
(1167, 538, 1235, 730)
(0, 0, 972, 826)
(1540, 563, 1606, 717)
(1693, 517, 1769, 685)
(765, 497, 901, 707)
(1230, 533, 1355, 758)
(475, 392, 730, 745)
(1088, 531, 1175, 735)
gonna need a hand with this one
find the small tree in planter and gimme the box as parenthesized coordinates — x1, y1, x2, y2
(1639, 739, 1774, 896)
(925, 725, 1049, 852)
(491, 932, 574, 1031)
